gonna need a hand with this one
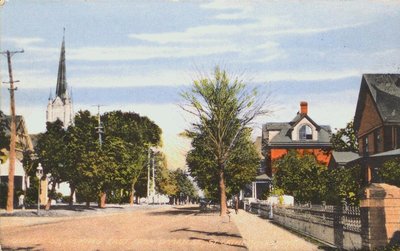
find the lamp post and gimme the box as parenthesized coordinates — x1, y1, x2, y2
(36, 163, 43, 215)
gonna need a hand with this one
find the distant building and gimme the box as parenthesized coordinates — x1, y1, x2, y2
(353, 74, 400, 182)
(241, 137, 271, 200)
(262, 101, 332, 177)
(0, 114, 34, 190)
(46, 32, 74, 128)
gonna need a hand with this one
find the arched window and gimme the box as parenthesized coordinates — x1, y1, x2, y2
(299, 125, 313, 140)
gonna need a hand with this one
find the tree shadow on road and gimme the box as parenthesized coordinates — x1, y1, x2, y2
(147, 206, 200, 216)
(171, 227, 241, 238)
(2, 243, 41, 251)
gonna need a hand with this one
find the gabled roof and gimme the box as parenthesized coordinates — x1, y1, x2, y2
(289, 113, 321, 130)
(354, 74, 400, 131)
(264, 113, 332, 146)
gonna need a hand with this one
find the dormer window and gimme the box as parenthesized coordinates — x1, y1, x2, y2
(299, 125, 312, 140)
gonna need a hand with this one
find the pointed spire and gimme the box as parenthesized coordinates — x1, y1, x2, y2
(56, 28, 67, 100)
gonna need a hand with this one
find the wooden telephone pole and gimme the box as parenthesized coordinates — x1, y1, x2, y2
(1, 49, 24, 213)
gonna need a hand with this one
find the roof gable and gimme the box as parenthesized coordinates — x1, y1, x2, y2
(354, 74, 400, 132)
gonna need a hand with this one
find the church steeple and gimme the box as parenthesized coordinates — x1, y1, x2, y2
(47, 28, 74, 129)
(56, 28, 67, 100)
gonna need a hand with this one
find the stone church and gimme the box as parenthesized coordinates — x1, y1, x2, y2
(46, 31, 74, 128)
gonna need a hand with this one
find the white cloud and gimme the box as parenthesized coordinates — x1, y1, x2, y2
(69, 70, 193, 87)
(2, 37, 45, 48)
(130, 24, 241, 44)
(68, 44, 239, 61)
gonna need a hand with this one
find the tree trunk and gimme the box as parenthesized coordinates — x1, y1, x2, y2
(69, 184, 75, 207)
(86, 197, 90, 207)
(129, 183, 135, 206)
(45, 182, 56, 211)
(219, 170, 228, 216)
(99, 191, 106, 208)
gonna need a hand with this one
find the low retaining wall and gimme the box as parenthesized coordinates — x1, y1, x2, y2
(273, 206, 362, 250)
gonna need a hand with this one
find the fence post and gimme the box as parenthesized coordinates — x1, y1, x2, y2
(360, 183, 400, 250)
(269, 203, 273, 219)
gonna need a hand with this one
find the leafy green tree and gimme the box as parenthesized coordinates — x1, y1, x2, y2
(0, 111, 10, 163)
(325, 164, 363, 205)
(331, 120, 358, 152)
(273, 150, 363, 205)
(65, 110, 99, 206)
(101, 111, 162, 205)
(171, 168, 197, 204)
(187, 128, 259, 201)
(181, 66, 268, 216)
(35, 120, 68, 210)
(273, 150, 327, 204)
(379, 158, 400, 187)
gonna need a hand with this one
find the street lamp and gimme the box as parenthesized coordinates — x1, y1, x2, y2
(36, 163, 43, 215)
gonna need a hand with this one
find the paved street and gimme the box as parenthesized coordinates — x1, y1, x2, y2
(1, 206, 246, 251)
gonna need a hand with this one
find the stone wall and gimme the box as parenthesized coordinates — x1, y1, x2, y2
(360, 183, 400, 250)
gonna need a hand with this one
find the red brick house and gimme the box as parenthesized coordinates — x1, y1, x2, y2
(262, 102, 333, 177)
(354, 74, 400, 182)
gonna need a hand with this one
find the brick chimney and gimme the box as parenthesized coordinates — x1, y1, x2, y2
(300, 101, 308, 115)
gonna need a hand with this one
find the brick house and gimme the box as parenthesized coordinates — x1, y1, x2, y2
(262, 102, 333, 177)
(353, 73, 400, 182)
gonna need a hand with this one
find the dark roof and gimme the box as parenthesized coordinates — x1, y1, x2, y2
(263, 113, 332, 147)
(56, 31, 68, 100)
(1, 114, 25, 136)
(370, 148, 400, 158)
(331, 151, 360, 164)
(354, 74, 400, 130)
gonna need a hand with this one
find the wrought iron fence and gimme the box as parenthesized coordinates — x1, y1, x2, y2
(245, 201, 361, 233)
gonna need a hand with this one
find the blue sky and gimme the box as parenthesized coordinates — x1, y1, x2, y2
(1, 1, 400, 168)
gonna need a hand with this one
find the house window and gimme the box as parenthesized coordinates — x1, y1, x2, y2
(364, 136, 369, 154)
(374, 130, 380, 153)
(384, 126, 393, 151)
(299, 125, 313, 140)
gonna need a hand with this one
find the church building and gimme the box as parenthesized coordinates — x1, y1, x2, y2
(46, 31, 74, 128)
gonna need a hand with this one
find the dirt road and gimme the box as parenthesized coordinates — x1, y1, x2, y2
(1, 206, 246, 251)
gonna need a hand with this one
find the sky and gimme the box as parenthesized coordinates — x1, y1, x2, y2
(0, 0, 400, 169)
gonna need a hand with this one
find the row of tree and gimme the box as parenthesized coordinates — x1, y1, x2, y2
(0, 109, 197, 209)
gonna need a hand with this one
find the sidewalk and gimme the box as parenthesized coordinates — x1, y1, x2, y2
(231, 209, 320, 251)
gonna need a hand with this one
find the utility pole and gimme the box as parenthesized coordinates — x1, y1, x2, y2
(152, 152, 155, 198)
(94, 105, 104, 148)
(147, 148, 151, 202)
(1, 49, 24, 213)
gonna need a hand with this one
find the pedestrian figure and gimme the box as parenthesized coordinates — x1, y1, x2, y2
(18, 194, 24, 208)
(234, 194, 239, 214)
